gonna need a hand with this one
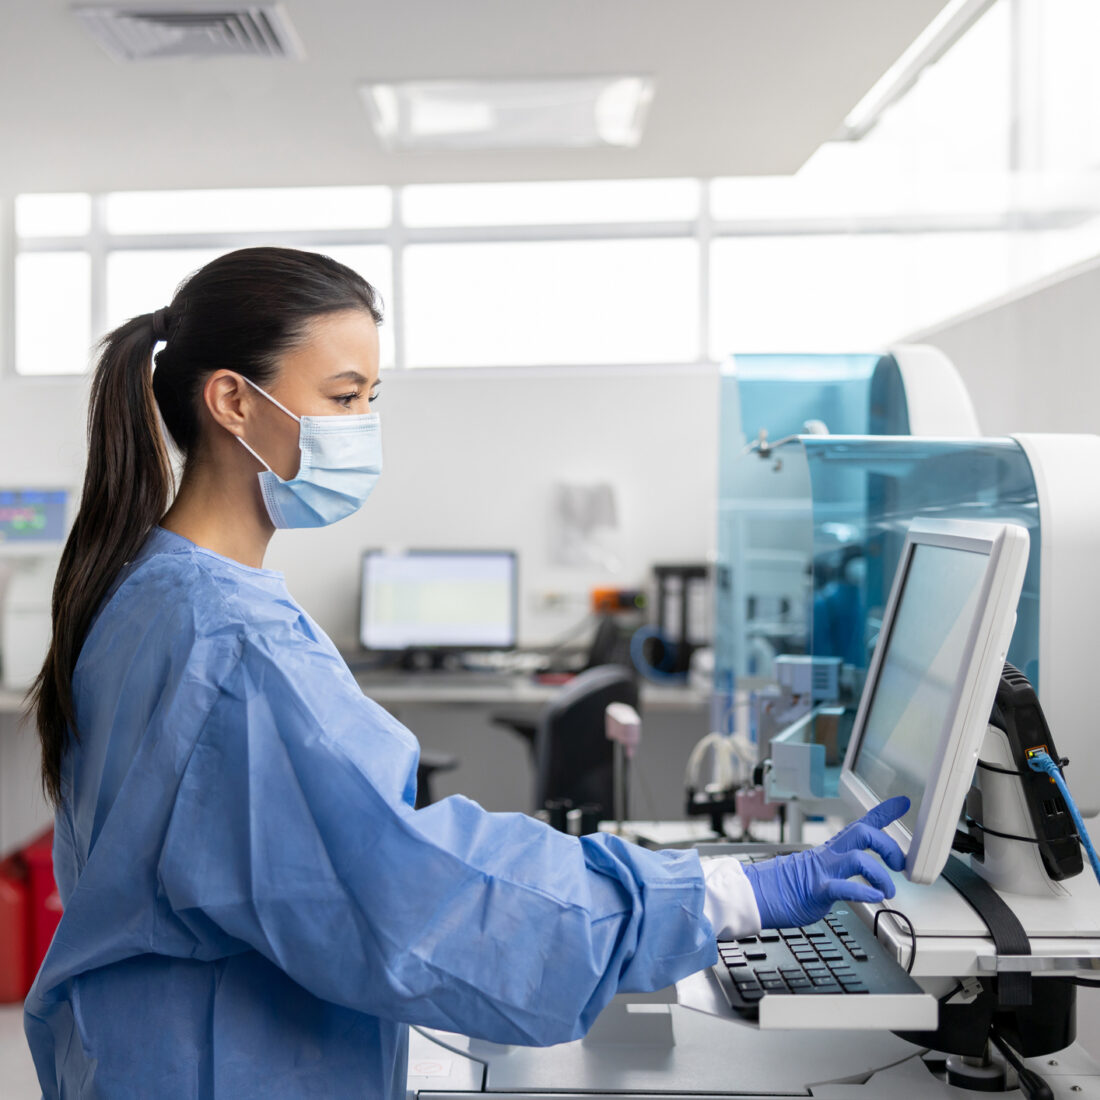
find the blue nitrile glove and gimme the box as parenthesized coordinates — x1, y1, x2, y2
(744, 796, 910, 929)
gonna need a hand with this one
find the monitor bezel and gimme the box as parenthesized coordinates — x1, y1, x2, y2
(838, 518, 1030, 884)
(358, 548, 519, 653)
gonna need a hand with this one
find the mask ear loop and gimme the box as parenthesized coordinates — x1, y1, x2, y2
(239, 374, 301, 423)
(236, 374, 302, 474)
(236, 435, 274, 473)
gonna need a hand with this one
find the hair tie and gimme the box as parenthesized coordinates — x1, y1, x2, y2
(151, 306, 173, 342)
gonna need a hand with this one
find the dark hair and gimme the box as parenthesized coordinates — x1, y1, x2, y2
(29, 246, 383, 805)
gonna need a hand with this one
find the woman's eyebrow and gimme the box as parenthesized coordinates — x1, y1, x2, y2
(326, 370, 370, 384)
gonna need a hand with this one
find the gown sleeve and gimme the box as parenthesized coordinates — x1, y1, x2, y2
(157, 627, 718, 1046)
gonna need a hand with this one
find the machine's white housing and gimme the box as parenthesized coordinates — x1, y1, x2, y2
(839, 519, 1029, 884)
(889, 344, 981, 436)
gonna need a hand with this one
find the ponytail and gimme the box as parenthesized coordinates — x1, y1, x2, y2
(27, 246, 382, 806)
(29, 314, 174, 806)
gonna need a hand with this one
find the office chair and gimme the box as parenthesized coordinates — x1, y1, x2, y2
(415, 749, 459, 809)
(533, 664, 640, 829)
(490, 614, 634, 758)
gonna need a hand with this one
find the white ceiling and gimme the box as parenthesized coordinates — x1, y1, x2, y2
(0, 0, 949, 193)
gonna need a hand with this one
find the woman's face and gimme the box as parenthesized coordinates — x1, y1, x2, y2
(244, 309, 381, 481)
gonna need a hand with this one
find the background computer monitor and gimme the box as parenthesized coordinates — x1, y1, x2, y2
(360, 549, 518, 653)
(839, 518, 1029, 884)
(0, 488, 69, 556)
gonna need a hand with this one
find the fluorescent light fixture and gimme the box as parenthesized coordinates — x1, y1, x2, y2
(361, 77, 654, 151)
(835, 0, 998, 141)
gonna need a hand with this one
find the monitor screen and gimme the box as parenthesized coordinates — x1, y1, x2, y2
(849, 543, 989, 836)
(360, 550, 518, 651)
(0, 489, 69, 549)
(839, 518, 1029, 883)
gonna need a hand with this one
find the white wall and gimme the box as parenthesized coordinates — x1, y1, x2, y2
(0, 365, 720, 649)
(914, 254, 1100, 437)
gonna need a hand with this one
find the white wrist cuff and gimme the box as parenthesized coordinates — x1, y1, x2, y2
(701, 856, 762, 940)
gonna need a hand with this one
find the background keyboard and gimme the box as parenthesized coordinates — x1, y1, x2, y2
(712, 904, 926, 1019)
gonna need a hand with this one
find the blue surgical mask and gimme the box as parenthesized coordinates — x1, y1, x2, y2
(236, 376, 382, 529)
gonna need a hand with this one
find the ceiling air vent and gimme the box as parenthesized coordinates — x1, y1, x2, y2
(74, 4, 305, 61)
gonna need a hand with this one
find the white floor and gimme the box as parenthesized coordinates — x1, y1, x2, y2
(0, 1006, 38, 1099)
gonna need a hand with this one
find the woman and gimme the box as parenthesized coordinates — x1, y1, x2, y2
(25, 247, 906, 1098)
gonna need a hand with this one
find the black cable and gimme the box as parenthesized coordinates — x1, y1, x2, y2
(977, 759, 1024, 777)
(964, 816, 1072, 845)
(988, 1024, 1053, 1100)
(873, 907, 917, 975)
(1071, 976, 1100, 988)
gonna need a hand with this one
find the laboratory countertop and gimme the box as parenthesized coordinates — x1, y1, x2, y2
(354, 671, 709, 710)
(0, 690, 27, 717)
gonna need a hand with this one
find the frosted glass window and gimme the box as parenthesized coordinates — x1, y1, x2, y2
(106, 249, 229, 332)
(15, 194, 92, 238)
(709, 233, 1017, 356)
(1035, 0, 1100, 174)
(404, 239, 698, 367)
(15, 253, 92, 375)
(103, 187, 392, 235)
(403, 179, 699, 226)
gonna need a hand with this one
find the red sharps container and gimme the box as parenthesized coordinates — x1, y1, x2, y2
(0, 856, 29, 1002)
(22, 830, 62, 984)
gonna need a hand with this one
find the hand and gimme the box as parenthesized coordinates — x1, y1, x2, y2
(744, 796, 910, 929)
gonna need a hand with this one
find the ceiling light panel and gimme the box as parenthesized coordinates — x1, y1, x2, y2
(361, 77, 654, 152)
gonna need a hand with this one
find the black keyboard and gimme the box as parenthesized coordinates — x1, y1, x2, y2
(712, 904, 925, 1019)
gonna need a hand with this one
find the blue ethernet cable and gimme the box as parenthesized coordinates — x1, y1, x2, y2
(1026, 749, 1100, 885)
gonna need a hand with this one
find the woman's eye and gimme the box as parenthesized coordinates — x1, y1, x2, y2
(334, 391, 360, 408)
(368, 389, 381, 404)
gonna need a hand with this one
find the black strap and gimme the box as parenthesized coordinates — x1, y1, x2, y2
(942, 855, 1032, 1007)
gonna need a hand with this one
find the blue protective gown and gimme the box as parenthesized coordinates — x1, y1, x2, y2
(25, 528, 718, 1099)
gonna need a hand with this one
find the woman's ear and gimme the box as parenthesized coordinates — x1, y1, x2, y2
(202, 371, 250, 436)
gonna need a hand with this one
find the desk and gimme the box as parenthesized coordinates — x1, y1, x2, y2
(356, 671, 707, 710)
(356, 672, 710, 819)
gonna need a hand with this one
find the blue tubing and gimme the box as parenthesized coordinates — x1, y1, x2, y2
(1027, 750, 1100, 886)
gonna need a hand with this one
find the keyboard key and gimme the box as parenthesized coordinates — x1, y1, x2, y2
(759, 931, 781, 942)
(780, 928, 804, 939)
(726, 961, 749, 969)
(850, 949, 868, 961)
(736, 936, 758, 945)
(744, 949, 768, 961)
(761, 979, 786, 990)
(754, 969, 778, 980)
(786, 976, 812, 988)
(740, 988, 764, 1002)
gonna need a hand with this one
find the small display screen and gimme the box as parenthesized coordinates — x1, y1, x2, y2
(0, 489, 68, 545)
(851, 543, 989, 834)
(361, 551, 517, 650)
